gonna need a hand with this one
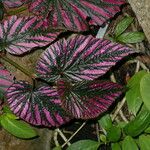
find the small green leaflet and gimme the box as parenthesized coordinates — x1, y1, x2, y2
(111, 143, 121, 150)
(98, 114, 112, 131)
(140, 73, 150, 111)
(0, 114, 37, 139)
(117, 32, 145, 44)
(107, 126, 121, 142)
(126, 70, 147, 115)
(66, 140, 100, 150)
(114, 16, 134, 37)
(121, 136, 138, 150)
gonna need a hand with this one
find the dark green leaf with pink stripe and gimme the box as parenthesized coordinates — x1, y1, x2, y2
(6, 81, 71, 127)
(57, 79, 123, 119)
(36, 35, 134, 82)
(0, 63, 14, 100)
(24, 0, 126, 31)
(0, 15, 59, 55)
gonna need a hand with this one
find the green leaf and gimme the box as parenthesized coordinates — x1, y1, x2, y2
(123, 109, 150, 137)
(111, 143, 121, 150)
(114, 16, 134, 37)
(126, 71, 147, 115)
(140, 73, 150, 111)
(139, 135, 150, 150)
(52, 146, 62, 150)
(3, 106, 13, 113)
(100, 134, 107, 143)
(122, 136, 138, 150)
(117, 32, 145, 44)
(5, 113, 18, 119)
(107, 126, 121, 142)
(144, 126, 150, 133)
(117, 122, 127, 129)
(66, 140, 100, 150)
(98, 114, 112, 131)
(0, 115, 37, 139)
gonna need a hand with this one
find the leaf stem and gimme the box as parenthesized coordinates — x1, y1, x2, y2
(6, 6, 28, 15)
(0, 55, 36, 79)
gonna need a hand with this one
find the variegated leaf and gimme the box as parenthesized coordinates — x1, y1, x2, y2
(0, 15, 59, 55)
(24, 0, 126, 31)
(57, 79, 123, 119)
(2, 0, 24, 8)
(36, 35, 133, 82)
(0, 63, 14, 98)
(6, 81, 71, 127)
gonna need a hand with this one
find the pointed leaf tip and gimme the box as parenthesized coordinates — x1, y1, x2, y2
(6, 81, 71, 127)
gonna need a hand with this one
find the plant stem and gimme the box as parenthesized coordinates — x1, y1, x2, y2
(111, 97, 126, 121)
(6, 6, 27, 15)
(55, 128, 71, 146)
(62, 122, 86, 148)
(0, 55, 35, 78)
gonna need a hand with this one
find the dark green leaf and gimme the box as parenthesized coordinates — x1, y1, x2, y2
(0, 2, 4, 20)
(57, 80, 123, 119)
(139, 135, 150, 150)
(6, 81, 71, 127)
(26, 0, 126, 32)
(0, 15, 59, 55)
(0, 90, 4, 100)
(98, 114, 112, 131)
(107, 126, 121, 142)
(126, 71, 147, 115)
(122, 136, 138, 150)
(117, 32, 145, 43)
(115, 16, 134, 37)
(0, 115, 37, 139)
(111, 143, 121, 150)
(140, 73, 150, 111)
(66, 140, 100, 150)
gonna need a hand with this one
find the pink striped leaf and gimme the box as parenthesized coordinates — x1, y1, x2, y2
(2, 0, 24, 8)
(24, 0, 126, 31)
(36, 35, 134, 82)
(57, 79, 123, 119)
(0, 15, 59, 55)
(0, 63, 14, 99)
(6, 81, 71, 127)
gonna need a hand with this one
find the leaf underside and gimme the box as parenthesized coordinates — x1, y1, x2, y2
(0, 15, 59, 55)
(57, 79, 123, 119)
(36, 35, 134, 82)
(6, 81, 71, 127)
(25, 0, 126, 31)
